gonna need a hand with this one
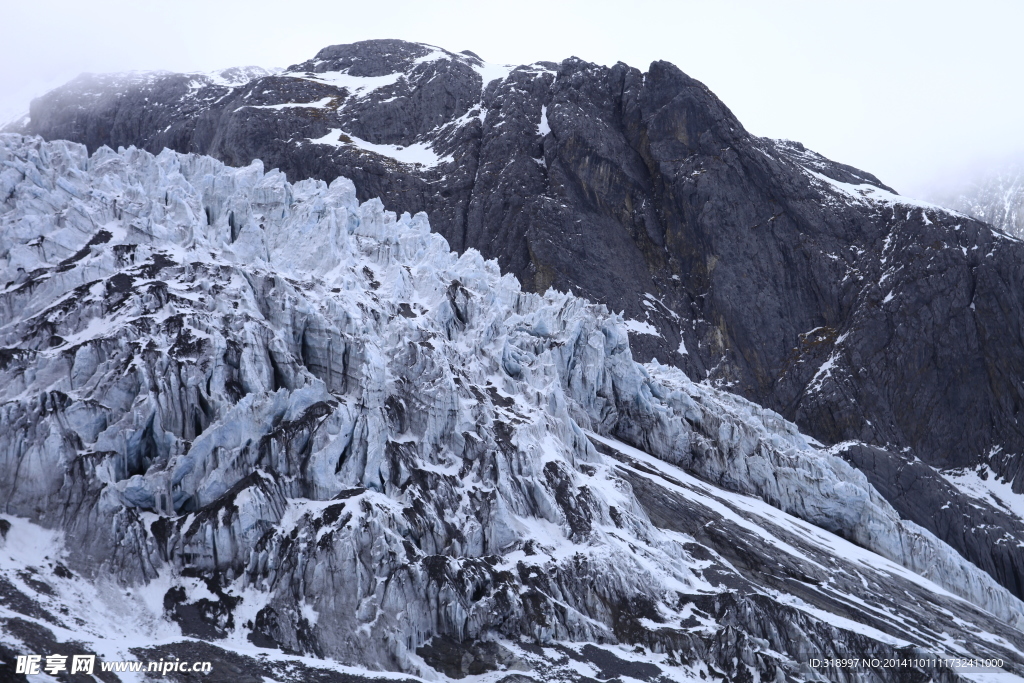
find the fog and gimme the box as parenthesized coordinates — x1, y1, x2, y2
(2, 0, 1021, 198)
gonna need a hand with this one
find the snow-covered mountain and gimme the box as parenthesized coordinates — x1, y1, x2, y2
(2, 134, 1024, 681)
(932, 164, 1024, 239)
(12, 40, 1024, 478)
(10, 39, 1024, 621)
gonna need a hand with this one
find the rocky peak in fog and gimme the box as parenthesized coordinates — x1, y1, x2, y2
(932, 162, 1024, 239)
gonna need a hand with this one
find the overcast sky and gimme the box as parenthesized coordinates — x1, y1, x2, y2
(2, 0, 1021, 197)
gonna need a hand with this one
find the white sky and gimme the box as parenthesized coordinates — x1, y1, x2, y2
(2, 0, 1021, 197)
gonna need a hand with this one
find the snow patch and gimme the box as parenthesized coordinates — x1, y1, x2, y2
(538, 105, 550, 136)
(804, 168, 964, 214)
(942, 465, 1024, 521)
(472, 60, 514, 90)
(237, 96, 335, 112)
(308, 128, 452, 167)
(622, 319, 660, 337)
(287, 70, 404, 98)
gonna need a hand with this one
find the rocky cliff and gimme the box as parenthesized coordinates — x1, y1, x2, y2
(2, 135, 1023, 681)
(10, 39, 1024, 606)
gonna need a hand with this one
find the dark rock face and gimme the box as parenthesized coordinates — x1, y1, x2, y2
(8, 40, 1024, 600)
(838, 443, 1024, 598)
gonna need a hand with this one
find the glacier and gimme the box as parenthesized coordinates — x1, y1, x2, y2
(2, 133, 1024, 681)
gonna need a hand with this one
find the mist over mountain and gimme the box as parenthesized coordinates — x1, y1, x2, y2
(929, 162, 1024, 240)
(3, 39, 1024, 682)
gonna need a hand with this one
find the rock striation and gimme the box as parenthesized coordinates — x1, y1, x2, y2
(2, 134, 1024, 681)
